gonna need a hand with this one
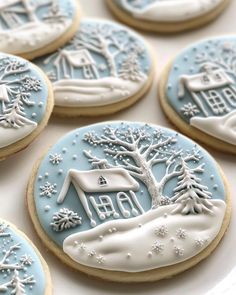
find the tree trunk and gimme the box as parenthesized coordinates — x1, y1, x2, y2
(22, 0, 38, 23)
(141, 168, 163, 209)
(103, 50, 117, 77)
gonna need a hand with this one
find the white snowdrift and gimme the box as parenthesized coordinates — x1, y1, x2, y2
(190, 110, 236, 145)
(53, 76, 147, 107)
(0, 20, 71, 54)
(0, 123, 37, 148)
(120, 0, 222, 22)
(63, 200, 226, 272)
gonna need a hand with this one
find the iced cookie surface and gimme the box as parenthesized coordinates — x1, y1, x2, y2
(34, 19, 154, 116)
(27, 121, 230, 282)
(0, 0, 80, 59)
(160, 36, 236, 154)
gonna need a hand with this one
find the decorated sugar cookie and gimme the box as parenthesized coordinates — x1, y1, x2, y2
(0, 53, 53, 160)
(0, 220, 51, 294)
(0, 0, 80, 60)
(27, 121, 230, 282)
(34, 19, 154, 116)
(160, 36, 236, 154)
(106, 0, 230, 33)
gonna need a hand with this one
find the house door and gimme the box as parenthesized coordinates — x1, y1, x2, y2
(116, 192, 139, 218)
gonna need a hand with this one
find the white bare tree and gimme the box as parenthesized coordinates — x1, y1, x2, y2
(83, 125, 205, 208)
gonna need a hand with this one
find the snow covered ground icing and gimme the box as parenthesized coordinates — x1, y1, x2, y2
(63, 199, 226, 272)
(0, 123, 37, 148)
(0, 21, 71, 54)
(53, 76, 147, 107)
(190, 110, 236, 145)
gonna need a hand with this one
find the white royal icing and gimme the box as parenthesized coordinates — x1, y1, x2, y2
(34, 122, 227, 273)
(63, 199, 225, 272)
(119, 0, 224, 22)
(37, 20, 150, 108)
(0, 0, 73, 55)
(178, 63, 236, 145)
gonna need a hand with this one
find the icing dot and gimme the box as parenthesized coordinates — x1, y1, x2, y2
(73, 241, 78, 246)
(174, 65, 179, 70)
(45, 172, 49, 178)
(138, 224, 142, 228)
(163, 213, 168, 218)
(148, 251, 153, 257)
(72, 155, 77, 160)
(213, 184, 218, 190)
(31, 113, 37, 118)
(210, 175, 214, 180)
(58, 169, 63, 175)
(38, 102, 44, 107)
(38, 175, 43, 181)
(127, 253, 131, 258)
(62, 148, 67, 154)
(99, 235, 103, 241)
(44, 205, 51, 212)
(72, 140, 76, 145)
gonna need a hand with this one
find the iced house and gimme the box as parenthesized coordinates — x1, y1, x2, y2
(47, 48, 99, 80)
(57, 168, 145, 227)
(178, 66, 236, 116)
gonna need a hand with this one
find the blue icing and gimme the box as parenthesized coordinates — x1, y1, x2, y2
(0, 53, 48, 137)
(34, 19, 152, 83)
(166, 36, 236, 123)
(0, 222, 46, 295)
(33, 122, 226, 247)
(115, 0, 156, 10)
(0, 0, 76, 30)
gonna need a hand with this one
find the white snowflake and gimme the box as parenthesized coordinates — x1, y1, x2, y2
(88, 250, 96, 257)
(151, 242, 164, 254)
(78, 243, 86, 251)
(181, 103, 200, 117)
(51, 208, 82, 232)
(20, 254, 33, 266)
(98, 63, 107, 72)
(174, 246, 184, 257)
(176, 228, 187, 239)
(154, 225, 168, 237)
(195, 238, 208, 247)
(40, 182, 57, 197)
(96, 255, 105, 264)
(49, 153, 63, 165)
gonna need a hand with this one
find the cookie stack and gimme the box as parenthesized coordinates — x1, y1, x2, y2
(0, 0, 234, 293)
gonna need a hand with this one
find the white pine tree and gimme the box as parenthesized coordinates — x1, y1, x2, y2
(119, 52, 143, 81)
(0, 91, 35, 128)
(171, 159, 213, 215)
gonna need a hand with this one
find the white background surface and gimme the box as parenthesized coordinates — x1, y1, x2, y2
(1, 0, 236, 294)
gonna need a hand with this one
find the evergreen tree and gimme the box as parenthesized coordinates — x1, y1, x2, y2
(119, 52, 143, 82)
(171, 159, 213, 215)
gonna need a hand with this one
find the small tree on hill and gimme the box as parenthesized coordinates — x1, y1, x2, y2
(171, 159, 213, 215)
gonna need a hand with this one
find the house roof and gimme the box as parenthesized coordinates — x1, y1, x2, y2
(178, 69, 235, 97)
(0, 0, 21, 10)
(65, 49, 96, 67)
(69, 168, 140, 193)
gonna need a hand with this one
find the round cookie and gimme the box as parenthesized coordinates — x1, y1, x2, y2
(33, 19, 154, 116)
(106, 0, 231, 33)
(159, 36, 236, 154)
(0, 53, 54, 160)
(27, 121, 230, 282)
(0, 0, 80, 60)
(0, 220, 51, 294)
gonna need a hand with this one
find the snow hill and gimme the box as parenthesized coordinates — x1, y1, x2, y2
(190, 110, 236, 145)
(0, 123, 37, 148)
(0, 20, 71, 54)
(53, 76, 147, 107)
(63, 199, 225, 272)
